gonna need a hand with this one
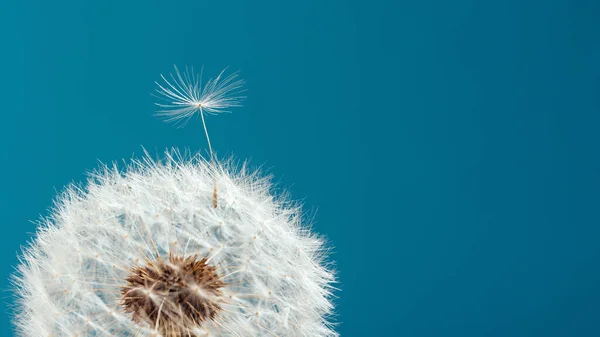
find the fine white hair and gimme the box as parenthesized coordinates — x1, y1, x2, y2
(154, 65, 246, 127)
(12, 150, 337, 337)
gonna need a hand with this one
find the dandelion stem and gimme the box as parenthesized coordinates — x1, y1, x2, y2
(199, 108, 214, 163)
(200, 107, 219, 208)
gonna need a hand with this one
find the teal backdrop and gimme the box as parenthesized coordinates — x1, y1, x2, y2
(1, 0, 599, 336)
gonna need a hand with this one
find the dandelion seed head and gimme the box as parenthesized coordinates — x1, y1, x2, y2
(12, 150, 337, 337)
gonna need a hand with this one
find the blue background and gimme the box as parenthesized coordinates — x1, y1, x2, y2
(1, 0, 599, 336)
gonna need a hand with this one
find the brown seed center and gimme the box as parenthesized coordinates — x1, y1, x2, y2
(121, 253, 225, 336)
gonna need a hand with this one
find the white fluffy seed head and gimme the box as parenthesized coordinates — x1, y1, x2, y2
(12, 150, 337, 336)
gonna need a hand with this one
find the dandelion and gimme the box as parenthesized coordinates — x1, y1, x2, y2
(13, 151, 337, 336)
(12, 67, 337, 337)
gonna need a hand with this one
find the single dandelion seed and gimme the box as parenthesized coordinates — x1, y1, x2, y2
(153, 65, 245, 162)
(154, 65, 245, 208)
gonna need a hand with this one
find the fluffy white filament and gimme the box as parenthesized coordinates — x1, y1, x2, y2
(154, 65, 246, 127)
(13, 150, 337, 336)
